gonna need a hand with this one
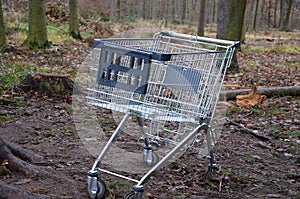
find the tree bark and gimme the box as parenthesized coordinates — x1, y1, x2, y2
(253, 0, 260, 31)
(0, 0, 6, 47)
(217, 0, 247, 72)
(69, 0, 82, 40)
(282, 0, 294, 30)
(109, 0, 116, 22)
(221, 86, 300, 100)
(25, 0, 48, 49)
(197, 0, 206, 36)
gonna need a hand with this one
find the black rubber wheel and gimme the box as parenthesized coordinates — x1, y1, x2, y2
(87, 180, 106, 199)
(124, 192, 135, 199)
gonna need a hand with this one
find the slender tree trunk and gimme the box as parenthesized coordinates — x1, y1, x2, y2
(268, 0, 272, 28)
(152, 0, 157, 21)
(69, 0, 82, 40)
(197, 0, 206, 36)
(171, 0, 175, 20)
(142, 0, 146, 19)
(0, 0, 6, 47)
(253, 0, 260, 31)
(260, 0, 265, 27)
(110, 0, 116, 22)
(25, 0, 48, 49)
(282, 0, 294, 30)
(164, 0, 169, 27)
(279, 0, 285, 27)
(274, 0, 278, 28)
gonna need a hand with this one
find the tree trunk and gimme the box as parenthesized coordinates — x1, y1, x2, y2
(279, 0, 285, 27)
(178, 0, 186, 23)
(282, 0, 294, 30)
(268, 0, 272, 28)
(109, 0, 116, 22)
(217, 0, 247, 41)
(197, 0, 206, 36)
(117, 0, 121, 20)
(253, 0, 260, 31)
(260, 0, 265, 27)
(164, 0, 169, 27)
(217, 0, 247, 72)
(0, 0, 6, 47)
(25, 0, 48, 49)
(274, 0, 278, 28)
(69, 0, 82, 40)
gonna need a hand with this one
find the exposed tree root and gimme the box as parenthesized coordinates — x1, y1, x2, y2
(0, 138, 81, 198)
(0, 139, 43, 176)
(0, 181, 50, 199)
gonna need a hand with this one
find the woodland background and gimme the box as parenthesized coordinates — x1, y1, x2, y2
(0, 0, 299, 199)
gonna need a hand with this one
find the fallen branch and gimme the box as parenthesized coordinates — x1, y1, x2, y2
(221, 86, 300, 100)
(226, 118, 270, 141)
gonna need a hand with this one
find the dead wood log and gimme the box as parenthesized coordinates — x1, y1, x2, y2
(221, 86, 300, 100)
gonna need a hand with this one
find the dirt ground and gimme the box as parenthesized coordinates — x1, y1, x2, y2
(0, 31, 299, 199)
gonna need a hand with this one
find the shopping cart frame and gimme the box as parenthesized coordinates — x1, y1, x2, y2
(85, 31, 239, 199)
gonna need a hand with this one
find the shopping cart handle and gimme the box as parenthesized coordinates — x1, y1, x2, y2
(158, 30, 240, 48)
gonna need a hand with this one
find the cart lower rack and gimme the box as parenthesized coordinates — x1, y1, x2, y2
(84, 31, 239, 199)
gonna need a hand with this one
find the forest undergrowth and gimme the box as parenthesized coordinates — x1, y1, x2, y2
(0, 9, 299, 199)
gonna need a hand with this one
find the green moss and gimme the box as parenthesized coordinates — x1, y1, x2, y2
(0, 115, 16, 121)
(245, 45, 300, 55)
(63, 125, 75, 131)
(42, 130, 55, 137)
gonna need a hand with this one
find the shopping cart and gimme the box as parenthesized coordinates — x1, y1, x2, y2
(85, 30, 239, 199)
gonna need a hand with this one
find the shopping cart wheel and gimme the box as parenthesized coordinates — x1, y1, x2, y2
(87, 179, 107, 199)
(124, 192, 135, 199)
(143, 148, 159, 166)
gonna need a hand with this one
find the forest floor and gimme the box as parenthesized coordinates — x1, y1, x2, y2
(0, 26, 300, 199)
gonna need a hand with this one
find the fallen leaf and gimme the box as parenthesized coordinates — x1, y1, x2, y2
(236, 84, 266, 108)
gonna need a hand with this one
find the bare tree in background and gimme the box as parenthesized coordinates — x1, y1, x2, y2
(197, 0, 206, 36)
(0, 0, 6, 47)
(282, 0, 294, 30)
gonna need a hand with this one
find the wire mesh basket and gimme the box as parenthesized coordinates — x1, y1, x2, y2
(87, 31, 236, 123)
(84, 30, 239, 199)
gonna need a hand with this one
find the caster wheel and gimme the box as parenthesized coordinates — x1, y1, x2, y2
(124, 192, 135, 199)
(87, 179, 106, 199)
(143, 151, 159, 166)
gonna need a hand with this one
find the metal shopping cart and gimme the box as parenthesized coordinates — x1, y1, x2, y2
(85, 30, 239, 199)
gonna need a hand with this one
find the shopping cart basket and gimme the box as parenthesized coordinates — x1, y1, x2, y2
(85, 30, 239, 199)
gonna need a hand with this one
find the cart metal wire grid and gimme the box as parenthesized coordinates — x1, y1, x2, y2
(85, 31, 239, 199)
